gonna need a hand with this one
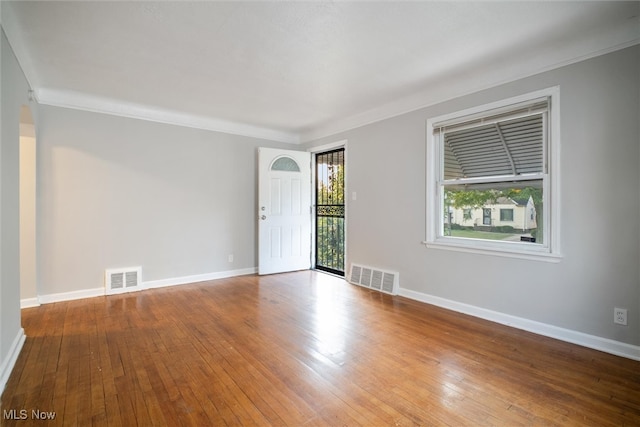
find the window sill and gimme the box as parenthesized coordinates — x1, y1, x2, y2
(422, 238, 562, 263)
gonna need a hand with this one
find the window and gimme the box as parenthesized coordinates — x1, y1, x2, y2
(500, 209, 514, 222)
(271, 156, 300, 172)
(426, 88, 560, 260)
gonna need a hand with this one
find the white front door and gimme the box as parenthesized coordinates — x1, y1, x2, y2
(258, 147, 311, 275)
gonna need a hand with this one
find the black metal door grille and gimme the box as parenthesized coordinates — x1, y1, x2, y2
(315, 148, 345, 276)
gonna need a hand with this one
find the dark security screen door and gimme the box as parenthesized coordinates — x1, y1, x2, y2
(315, 148, 345, 276)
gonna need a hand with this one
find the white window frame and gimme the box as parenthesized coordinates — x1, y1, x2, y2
(425, 87, 561, 262)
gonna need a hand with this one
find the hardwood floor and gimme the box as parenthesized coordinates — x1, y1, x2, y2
(2, 271, 639, 426)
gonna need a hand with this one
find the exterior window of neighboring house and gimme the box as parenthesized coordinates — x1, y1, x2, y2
(426, 87, 561, 260)
(500, 209, 514, 222)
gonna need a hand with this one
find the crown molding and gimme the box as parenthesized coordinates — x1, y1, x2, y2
(5, 1, 637, 146)
(1, 3, 38, 89)
(300, 36, 640, 143)
(14, 38, 640, 147)
(34, 88, 300, 144)
(4, 3, 300, 144)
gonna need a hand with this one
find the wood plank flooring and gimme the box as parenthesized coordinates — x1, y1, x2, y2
(2, 271, 639, 426)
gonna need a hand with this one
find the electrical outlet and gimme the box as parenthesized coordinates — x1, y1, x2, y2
(228, 254, 234, 263)
(614, 307, 627, 325)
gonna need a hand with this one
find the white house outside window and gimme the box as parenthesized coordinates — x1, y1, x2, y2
(425, 88, 561, 261)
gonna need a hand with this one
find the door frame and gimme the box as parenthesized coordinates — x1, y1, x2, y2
(308, 140, 348, 276)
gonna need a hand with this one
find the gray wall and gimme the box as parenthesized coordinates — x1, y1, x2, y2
(36, 105, 293, 295)
(304, 45, 640, 346)
(1, 28, 30, 387)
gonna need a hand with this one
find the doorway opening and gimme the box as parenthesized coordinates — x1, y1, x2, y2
(315, 148, 345, 276)
(20, 105, 37, 306)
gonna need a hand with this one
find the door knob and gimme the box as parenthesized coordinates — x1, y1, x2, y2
(260, 215, 267, 220)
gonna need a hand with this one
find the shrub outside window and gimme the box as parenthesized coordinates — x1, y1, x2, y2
(426, 88, 560, 260)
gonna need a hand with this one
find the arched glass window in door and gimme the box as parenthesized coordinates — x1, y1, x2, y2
(271, 156, 300, 172)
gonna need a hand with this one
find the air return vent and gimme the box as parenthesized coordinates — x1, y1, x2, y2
(105, 267, 142, 295)
(349, 264, 399, 295)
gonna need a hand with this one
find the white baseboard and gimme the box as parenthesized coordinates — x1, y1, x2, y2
(20, 297, 40, 309)
(399, 287, 640, 361)
(144, 267, 257, 289)
(30, 267, 258, 306)
(0, 328, 26, 396)
(38, 287, 105, 305)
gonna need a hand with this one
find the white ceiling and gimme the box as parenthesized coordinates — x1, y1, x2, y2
(3, 1, 639, 143)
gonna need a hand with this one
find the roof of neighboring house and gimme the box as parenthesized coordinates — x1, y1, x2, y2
(512, 198, 531, 206)
(493, 197, 530, 206)
(495, 197, 516, 205)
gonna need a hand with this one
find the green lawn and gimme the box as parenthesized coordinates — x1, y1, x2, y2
(449, 229, 516, 240)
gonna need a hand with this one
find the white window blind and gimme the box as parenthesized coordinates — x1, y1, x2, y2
(435, 98, 548, 183)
